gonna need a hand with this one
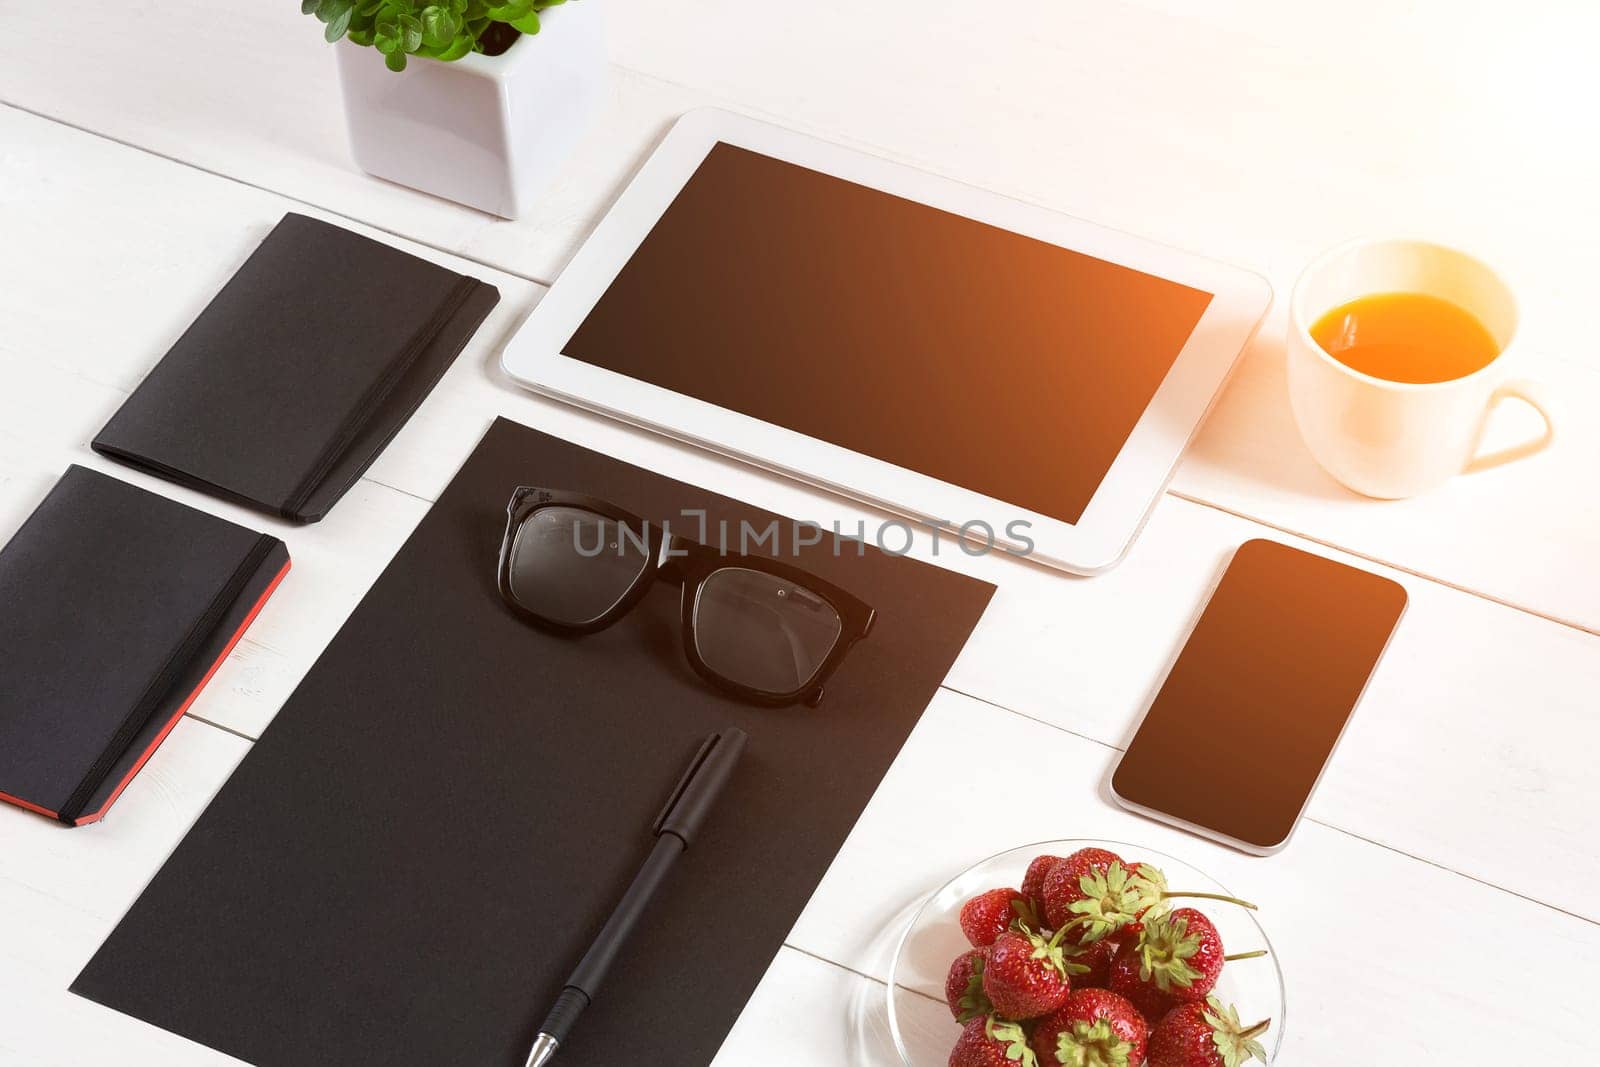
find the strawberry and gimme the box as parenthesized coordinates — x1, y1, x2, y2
(1022, 854, 1064, 916)
(1137, 908, 1225, 1000)
(1041, 849, 1124, 930)
(1109, 862, 1155, 946)
(1147, 997, 1270, 1067)
(1051, 860, 1153, 944)
(982, 926, 1076, 1020)
(961, 888, 1037, 948)
(946, 948, 993, 1023)
(1108, 906, 1267, 1027)
(1107, 949, 1182, 1027)
(949, 1015, 1039, 1067)
(1063, 936, 1119, 990)
(1031, 988, 1149, 1067)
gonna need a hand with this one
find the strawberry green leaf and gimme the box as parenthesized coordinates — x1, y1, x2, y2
(1135, 912, 1205, 992)
(1067, 861, 1167, 943)
(986, 1017, 1039, 1067)
(1203, 997, 1271, 1067)
(1060, 1018, 1137, 1067)
(956, 955, 992, 1024)
(1130, 863, 1169, 897)
(1009, 896, 1041, 932)
(1024, 924, 1077, 980)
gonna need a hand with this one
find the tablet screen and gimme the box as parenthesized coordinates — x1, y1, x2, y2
(564, 144, 1213, 525)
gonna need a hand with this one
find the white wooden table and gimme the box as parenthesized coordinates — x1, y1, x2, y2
(3, 3, 1598, 1064)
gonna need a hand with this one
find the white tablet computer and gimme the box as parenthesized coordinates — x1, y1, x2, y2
(502, 109, 1271, 574)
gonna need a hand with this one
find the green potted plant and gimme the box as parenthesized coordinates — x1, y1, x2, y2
(307, 0, 606, 219)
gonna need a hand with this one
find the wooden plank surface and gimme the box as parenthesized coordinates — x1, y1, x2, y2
(0, 720, 252, 1066)
(2, 5, 1598, 1064)
(9, 97, 1595, 926)
(787, 690, 1600, 1064)
(3, 2, 1594, 634)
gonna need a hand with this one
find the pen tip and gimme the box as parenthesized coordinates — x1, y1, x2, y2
(525, 1033, 560, 1067)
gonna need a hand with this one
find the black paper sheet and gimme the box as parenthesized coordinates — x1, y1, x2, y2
(72, 418, 995, 1066)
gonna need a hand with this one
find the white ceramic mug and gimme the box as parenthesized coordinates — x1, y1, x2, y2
(1287, 238, 1556, 498)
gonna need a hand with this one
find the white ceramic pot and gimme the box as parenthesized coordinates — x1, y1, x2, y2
(335, 1, 605, 219)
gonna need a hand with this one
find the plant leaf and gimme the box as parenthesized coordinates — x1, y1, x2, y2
(485, 0, 535, 20)
(400, 13, 424, 49)
(436, 35, 475, 60)
(376, 11, 424, 51)
(324, 5, 355, 42)
(330, 0, 580, 71)
(419, 5, 460, 48)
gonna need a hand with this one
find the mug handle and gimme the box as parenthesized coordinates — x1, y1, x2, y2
(1464, 378, 1557, 474)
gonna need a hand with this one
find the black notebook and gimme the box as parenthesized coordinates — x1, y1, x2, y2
(0, 466, 290, 826)
(92, 213, 500, 523)
(74, 419, 995, 1065)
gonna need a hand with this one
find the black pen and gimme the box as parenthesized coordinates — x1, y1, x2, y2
(523, 727, 748, 1067)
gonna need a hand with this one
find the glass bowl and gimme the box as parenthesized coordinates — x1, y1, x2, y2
(886, 839, 1285, 1065)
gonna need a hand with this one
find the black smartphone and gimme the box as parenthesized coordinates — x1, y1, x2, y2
(1111, 539, 1407, 854)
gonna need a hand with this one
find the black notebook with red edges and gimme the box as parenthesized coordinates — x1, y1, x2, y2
(92, 212, 500, 523)
(0, 466, 289, 826)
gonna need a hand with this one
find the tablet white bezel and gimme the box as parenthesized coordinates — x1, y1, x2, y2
(501, 108, 1272, 574)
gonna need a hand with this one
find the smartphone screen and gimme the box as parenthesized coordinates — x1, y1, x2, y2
(1112, 539, 1407, 851)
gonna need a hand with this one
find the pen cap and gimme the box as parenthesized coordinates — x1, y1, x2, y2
(654, 728, 748, 846)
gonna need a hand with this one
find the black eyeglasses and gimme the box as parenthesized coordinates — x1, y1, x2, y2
(497, 487, 875, 707)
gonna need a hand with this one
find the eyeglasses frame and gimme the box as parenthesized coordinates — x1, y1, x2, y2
(496, 486, 876, 707)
